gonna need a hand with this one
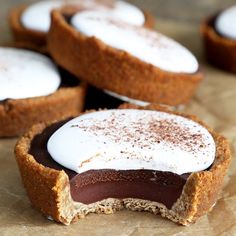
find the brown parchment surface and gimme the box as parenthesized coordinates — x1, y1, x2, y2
(0, 17, 236, 236)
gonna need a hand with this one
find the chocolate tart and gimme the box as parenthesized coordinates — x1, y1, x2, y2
(9, 4, 154, 53)
(201, 14, 236, 73)
(47, 9, 203, 106)
(14, 104, 231, 225)
(0, 70, 86, 137)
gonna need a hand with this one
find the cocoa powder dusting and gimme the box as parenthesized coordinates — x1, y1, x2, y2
(70, 111, 208, 156)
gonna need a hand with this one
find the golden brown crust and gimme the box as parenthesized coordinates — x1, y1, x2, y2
(47, 9, 203, 106)
(201, 15, 236, 73)
(14, 104, 231, 225)
(0, 84, 86, 137)
(8, 4, 154, 53)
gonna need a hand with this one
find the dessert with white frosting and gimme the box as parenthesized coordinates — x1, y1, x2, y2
(48, 9, 202, 106)
(0, 47, 86, 137)
(201, 5, 236, 73)
(15, 105, 231, 225)
(9, 0, 153, 52)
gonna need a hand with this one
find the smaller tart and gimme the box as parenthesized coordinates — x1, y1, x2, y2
(9, 1, 154, 53)
(14, 104, 231, 225)
(48, 9, 203, 106)
(84, 86, 185, 110)
(0, 48, 86, 137)
(201, 13, 236, 73)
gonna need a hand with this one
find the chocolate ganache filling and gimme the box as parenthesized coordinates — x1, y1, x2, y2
(29, 119, 190, 209)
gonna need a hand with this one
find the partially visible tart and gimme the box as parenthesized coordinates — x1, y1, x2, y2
(48, 9, 202, 106)
(0, 47, 86, 137)
(84, 86, 186, 110)
(9, 0, 154, 52)
(15, 104, 231, 225)
(201, 5, 236, 73)
(84, 86, 150, 110)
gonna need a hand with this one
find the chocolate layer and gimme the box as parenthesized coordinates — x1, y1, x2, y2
(29, 119, 76, 179)
(70, 169, 188, 208)
(29, 120, 190, 209)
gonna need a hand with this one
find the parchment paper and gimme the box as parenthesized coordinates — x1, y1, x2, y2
(0, 18, 236, 236)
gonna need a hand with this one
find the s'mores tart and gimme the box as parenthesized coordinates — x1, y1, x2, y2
(48, 9, 202, 107)
(15, 104, 231, 225)
(9, 0, 153, 52)
(201, 5, 236, 73)
(0, 47, 86, 137)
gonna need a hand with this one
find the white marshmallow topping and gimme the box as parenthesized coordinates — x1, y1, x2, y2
(215, 5, 236, 40)
(47, 109, 215, 175)
(71, 10, 199, 74)
(0, 48, 60, 101)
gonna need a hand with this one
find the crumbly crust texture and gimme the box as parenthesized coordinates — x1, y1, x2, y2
(47, 9, 202, 106)
(9, 4, 154, 53)
(0, 85, 86, 137)
(14, 104, 231, 225)
(201, 15, 236, 73)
